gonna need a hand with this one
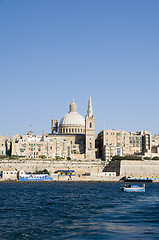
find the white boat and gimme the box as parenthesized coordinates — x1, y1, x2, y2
(121, 184, 145, 192)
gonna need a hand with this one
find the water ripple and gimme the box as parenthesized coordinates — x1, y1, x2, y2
(0, 182, 159, 239)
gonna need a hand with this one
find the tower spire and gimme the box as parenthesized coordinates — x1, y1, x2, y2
(87, 96, 93, 117)
(85, 96, 95, 160)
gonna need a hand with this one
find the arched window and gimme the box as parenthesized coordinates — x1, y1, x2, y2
(72, 128, 74, 133)
(78, 129, 80, 133)
(63, 129, 65, 133)
(69, 128, 71, 133)
(90, 143, 92, 148)
(66, 128, 68, 133)
(90, 122, 92, 128)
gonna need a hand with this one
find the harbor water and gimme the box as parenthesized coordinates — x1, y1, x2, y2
(0, 182, 159, 239)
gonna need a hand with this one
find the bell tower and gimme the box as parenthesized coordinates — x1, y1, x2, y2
(51, 119, 58, 134)
(85, 96, 95, 159)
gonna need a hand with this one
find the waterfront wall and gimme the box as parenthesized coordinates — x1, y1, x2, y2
(0, 159, 104, 175)
(2, 158, 159, 180)
(52, 174, 120, 182)
(120, 160, 159, 178)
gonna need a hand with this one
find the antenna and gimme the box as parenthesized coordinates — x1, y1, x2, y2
(30, 123, 33, 133)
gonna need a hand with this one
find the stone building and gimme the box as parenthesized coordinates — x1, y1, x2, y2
(85, 96, 95, 159)
(12, 131, 45, 158)
(96, 130, 152, 161)
(11, 97, 96, 160)
(49, 96, 96, 160)
(152, 134, 159, 146)
(0, 136, 11, 156)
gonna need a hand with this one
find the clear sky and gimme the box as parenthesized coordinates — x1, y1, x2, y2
(0, 0, 159, 137)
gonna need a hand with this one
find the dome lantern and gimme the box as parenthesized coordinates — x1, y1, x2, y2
(69, 98, 76, 113)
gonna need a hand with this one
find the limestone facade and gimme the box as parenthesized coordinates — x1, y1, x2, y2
(152, 134, 159, 147)
(11, 97, 96, 160)
(85, 96, 96, 160)
(97, 130, 152, 161)
(58, 99, 85, 134)
(12, 132, 45, 158)
(120, 160, 159, 178)
(0, 136, 11, 156)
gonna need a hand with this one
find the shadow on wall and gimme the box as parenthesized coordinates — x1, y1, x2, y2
(102, 160, 121, 176)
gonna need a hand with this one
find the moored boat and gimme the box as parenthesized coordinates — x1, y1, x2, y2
(121, 184, 145, 192)
(124, 177, 153, 183)
(18, 170, 53, 181)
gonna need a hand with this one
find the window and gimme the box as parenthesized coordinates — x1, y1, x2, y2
(72, 128, 74, 133)
(90, 122, 92, 128)
(69, 128, 71, 133)
(90, 143, 92, 148)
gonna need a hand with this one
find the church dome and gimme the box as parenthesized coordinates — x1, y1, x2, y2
(59, 99, 85, 134)
(59, 112, 85, 127)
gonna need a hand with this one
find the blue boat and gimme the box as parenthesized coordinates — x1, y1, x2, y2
(121, 184, 145, 192)
(18, 170, 53, 181)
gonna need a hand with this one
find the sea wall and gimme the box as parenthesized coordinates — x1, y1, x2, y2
(0, 158, 121, 181)
(52, 174, 120, 182)
(2, 158, 159, 180)
(120, 160, 159, 178)
(0, 159, 104, 175)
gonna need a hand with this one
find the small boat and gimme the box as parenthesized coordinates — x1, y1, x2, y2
(121, 184, 145, 192)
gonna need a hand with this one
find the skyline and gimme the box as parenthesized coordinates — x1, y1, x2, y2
(0, 0, 159, 137)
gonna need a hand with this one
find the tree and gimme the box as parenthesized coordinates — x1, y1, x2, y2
(152, 156, 159, 160)
(143, 157, 151, 160)
(34, 169, 50, 175)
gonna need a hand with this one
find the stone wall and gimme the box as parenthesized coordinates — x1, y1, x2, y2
(52, 174, 120, 182)
(120, 160, 159, 178)
(0, 159, 104, 175)
(2, 158, 159, 180)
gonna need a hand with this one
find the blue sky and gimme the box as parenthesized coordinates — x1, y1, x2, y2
(0, 0, 159, 137)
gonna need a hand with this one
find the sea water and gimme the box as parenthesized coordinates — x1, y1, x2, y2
(0, 182, 159, 239)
